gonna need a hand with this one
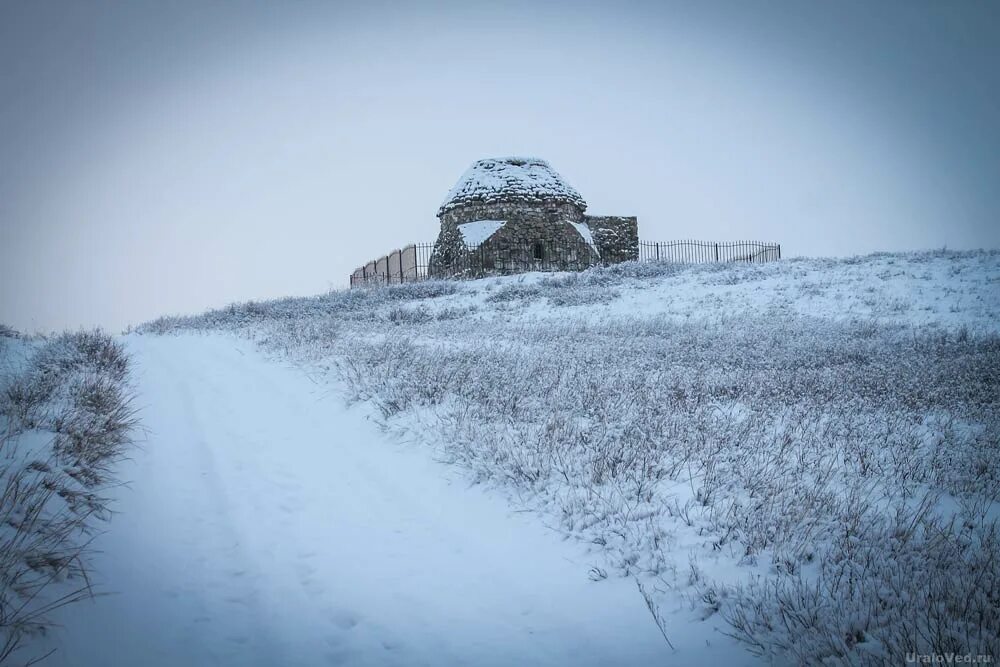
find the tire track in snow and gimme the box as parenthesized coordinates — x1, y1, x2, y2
(43, 333, 678, 667)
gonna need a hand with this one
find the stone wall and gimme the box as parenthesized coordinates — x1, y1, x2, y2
(430, 199, 596, 277)
(584, 215, 639, 263)
(428, 200, 638, 278)
(439, 200, 584, 228)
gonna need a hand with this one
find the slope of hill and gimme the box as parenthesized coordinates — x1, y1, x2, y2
(141, 249, 1000, 664)
(36, 249, 1000, 665)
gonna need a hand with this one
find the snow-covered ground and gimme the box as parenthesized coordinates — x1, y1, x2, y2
(413, 248, 1000, 330)
(40, 334, 696, 667)
(10, 249, 997, 665)
(0, 331, 136, 666)
(130, 249, 998, 665)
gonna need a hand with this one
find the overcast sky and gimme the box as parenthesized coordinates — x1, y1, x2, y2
(1, 0, 998, 333)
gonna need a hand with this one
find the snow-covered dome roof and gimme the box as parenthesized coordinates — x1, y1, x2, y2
(439, 157, 587, 215)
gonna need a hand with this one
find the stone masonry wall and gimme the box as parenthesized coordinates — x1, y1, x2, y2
(584, 215, 639, 263)
(429, 200, 597, 277)
(428, 202, 639, 278)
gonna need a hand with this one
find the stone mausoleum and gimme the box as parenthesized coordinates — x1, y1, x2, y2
(428, 157, 638, 278)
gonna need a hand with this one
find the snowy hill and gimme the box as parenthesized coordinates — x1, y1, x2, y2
(138, 249, 999, 664)
(8, 249, 998, 665)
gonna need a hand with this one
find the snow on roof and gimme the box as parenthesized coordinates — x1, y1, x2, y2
(457, 220, 506, 246)
(440, 157, 587, 215)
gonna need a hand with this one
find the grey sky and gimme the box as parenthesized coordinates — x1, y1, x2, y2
(1, 0, 998, 333)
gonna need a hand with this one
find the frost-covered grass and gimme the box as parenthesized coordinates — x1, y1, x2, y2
(139, 250, 1000, 665)
(0, 329, 137, 665)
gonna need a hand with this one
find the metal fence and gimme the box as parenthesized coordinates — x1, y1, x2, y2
(639, 240, 780, 264)
(350, 239, 781, 287)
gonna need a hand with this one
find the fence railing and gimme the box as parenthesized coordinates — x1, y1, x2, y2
(350, 239, 781, 287)
(638, 240, 780, 264)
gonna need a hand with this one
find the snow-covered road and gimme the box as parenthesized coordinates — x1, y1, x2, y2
(46, 334, 673, 666)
